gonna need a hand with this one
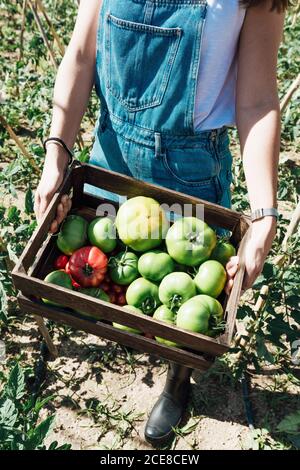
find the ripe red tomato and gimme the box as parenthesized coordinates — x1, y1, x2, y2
(65, 261, 81, 288)
(54, 254, 69, 270)
(117, 293, 126, 306)
(112, 284, 123, 295)
(70, 277, 81, 289)
(68, 246, 108, 288)
(100, 281, 110, 293)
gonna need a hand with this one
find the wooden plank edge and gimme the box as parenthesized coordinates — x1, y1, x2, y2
(13, 273, 229, 356)
(18, 294, 213, 371)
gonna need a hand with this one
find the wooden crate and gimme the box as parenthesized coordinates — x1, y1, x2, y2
(12, 161, 251, 371)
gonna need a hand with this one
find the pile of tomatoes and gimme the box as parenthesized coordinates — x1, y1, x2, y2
(43, 196, 236, 345)
(52, 249, 127, 306)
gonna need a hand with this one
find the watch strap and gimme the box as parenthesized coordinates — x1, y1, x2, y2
(251, 208, 279, 222)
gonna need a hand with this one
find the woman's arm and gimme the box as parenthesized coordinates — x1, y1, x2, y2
(226, 0, 285, 292)
(34, 0, 102, 232)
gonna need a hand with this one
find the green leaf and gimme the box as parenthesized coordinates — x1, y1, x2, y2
(25, 187, 34, 215)
(0, 398, 18, 427)
(48, 440, 72, 450)
(256, 335, 275, 364)
(6, 363, 25, 401)
(6, 206, 19, 223)
(286, 434, 300, 449)
(25, 415, 55, 450)
(6, 244, 19, 265)
(277, 410, 300, 434)
(290, 309, 300, 324)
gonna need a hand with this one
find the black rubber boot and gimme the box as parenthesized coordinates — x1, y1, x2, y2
(144, 362, 192, 445)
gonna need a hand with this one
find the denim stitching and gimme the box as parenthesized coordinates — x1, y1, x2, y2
(191, 4, 207, 132)
(109, 13, 182, 35)
(132, 0, 207, 5)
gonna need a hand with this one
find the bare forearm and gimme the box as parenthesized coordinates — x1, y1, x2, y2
(237, 103, 281, 211)
(49, 51, 95, 149)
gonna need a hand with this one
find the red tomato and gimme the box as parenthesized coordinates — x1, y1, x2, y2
(68, 246, 108, 288)
(65, 261, 71, 274)
(117, 293, 126, 306)
(100, 281, 110, 293)
(112, 284, 123, 294)
(64, 262, 81, 288)
(54, 254, 69, 270)
(71, 277, 81, 289)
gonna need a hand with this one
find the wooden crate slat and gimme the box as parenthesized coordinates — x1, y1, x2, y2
(84, 163, 241, 229)
(13, 272, 229, 356)
(18, 294, 213, 371)
(224, 225, 251, 343)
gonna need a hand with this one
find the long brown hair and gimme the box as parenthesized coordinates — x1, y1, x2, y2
(240, 0, 290, 12)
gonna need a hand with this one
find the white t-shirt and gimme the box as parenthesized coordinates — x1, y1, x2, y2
(194, 0, 246, 130)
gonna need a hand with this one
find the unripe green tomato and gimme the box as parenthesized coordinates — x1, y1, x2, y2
(42, 270, 73, 307)
(57, 215, 88, 255)
(138, 250, 174, 282)
(88, 217, 117, 253)
(126, 277, 160, 315)
(153, 305, 180, 348)
(194, 260, 226, 298)
(210, 240, 236, 266)
(158, 272, 196, 310)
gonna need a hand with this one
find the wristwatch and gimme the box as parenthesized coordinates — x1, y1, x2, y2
(250, 208, 279, 222)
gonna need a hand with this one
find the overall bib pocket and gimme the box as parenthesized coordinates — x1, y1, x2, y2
(105, 13, 182, 112)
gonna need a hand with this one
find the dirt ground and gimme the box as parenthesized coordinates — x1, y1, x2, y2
(5, 314, 298, 451)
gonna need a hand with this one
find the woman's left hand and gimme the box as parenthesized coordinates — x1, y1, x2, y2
(224, 217, 277, 295)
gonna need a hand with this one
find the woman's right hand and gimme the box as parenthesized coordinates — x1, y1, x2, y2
(34, 145, 72, 233)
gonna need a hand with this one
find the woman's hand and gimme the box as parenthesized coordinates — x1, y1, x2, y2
(224, 217, 277, 295)
(34, 145, 72, 233)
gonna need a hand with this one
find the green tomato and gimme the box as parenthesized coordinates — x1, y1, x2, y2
(57, 215, 88, 255)
(113, 305, 143, 334)
(77, 287, 110, 318)
(153, 305, 180, 348)
(88, 217, 117, 253)
(42, 270, 73, 307)
(166, 216, 216, 267)
(210, 240, 236, 266)
(115, 196, 169, 252)
(176, 294, 223, 335)
(109, 251, 139, 285)
(200, 295, 224, 337)
(158, 272, 196, 311)
(138, 250, 174, 282)
(194, 260, 227, 298)
(126, 277, 161, 315)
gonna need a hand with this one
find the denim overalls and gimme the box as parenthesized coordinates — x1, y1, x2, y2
(86, 0, 233, 213)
